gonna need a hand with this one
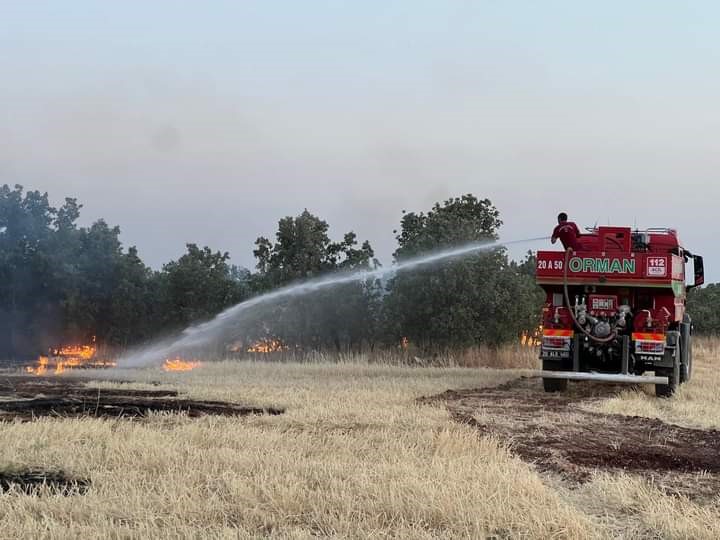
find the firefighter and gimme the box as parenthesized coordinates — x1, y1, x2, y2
(551, 212, 581, 251)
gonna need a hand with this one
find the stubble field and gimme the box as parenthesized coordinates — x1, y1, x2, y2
(0, 340, 719, 538)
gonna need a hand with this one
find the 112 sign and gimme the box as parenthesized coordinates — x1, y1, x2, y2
(647, 257, 667, 277)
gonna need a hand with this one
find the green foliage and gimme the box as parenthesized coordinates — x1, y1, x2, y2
(394, 194, 502, 259)
(687, 284, 720, 335)
(0, 184, 548, 359)
(159, 244, 249, 330)
(0, 185, 59, 356)
(384, 195, 544, 349)
(245, 210, 381, 352)
(0, 185, 166, 354)
(0, 184, 250, 358)
(253, 210, 376, 288)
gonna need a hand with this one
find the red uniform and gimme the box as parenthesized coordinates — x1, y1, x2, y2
(552, 221, 581, 251)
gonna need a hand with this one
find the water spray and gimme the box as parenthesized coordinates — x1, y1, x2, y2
(119, 236, 550, 368)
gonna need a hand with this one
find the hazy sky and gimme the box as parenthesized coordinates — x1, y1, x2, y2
(2, 2, 718, 280)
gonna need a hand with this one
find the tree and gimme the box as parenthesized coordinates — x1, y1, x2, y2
(0, 185, 58, 356)
(687, 284, 720, 335)
(0, 185, 164, 357)
(0, 183, 547, 361)
(106, 246, 158, 345)
(244, 210, 380, 352)
(159, 244, 250, 330)
(383, 194, 544, 349)
(253, 210, 376, 288)
(393, 195, 502, 258)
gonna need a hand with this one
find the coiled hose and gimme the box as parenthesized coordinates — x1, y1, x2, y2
(563, 247, 617, 344)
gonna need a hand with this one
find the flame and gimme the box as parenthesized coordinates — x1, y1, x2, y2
(162, 358, 202, 372)
(520, 325, 543, 347)
(25, 337, 117, 375)
(51, 344, 96, 360)
(26, 356, 49, 375)
(247, 339, 287, 353)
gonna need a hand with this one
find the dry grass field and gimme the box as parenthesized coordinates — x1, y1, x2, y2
(0, 341, 718, 538)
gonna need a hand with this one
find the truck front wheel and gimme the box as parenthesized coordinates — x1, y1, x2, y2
(680, 332, 692, 383)
(542, 359, 568, 392)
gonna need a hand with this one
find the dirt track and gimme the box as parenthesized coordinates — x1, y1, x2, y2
(422, 377, 720, 484)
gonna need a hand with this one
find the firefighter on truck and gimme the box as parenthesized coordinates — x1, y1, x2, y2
(551, 212, 581, 251)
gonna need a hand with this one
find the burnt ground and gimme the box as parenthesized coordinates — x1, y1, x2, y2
(0, 375, 284, 421)
(0, 469, 90, 496)
(421, 377, 720, 490)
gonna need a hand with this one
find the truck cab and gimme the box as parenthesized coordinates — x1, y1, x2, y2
(536, 226, 704, 397)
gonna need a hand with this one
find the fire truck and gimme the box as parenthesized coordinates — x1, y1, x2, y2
(535, 226, 704, 397)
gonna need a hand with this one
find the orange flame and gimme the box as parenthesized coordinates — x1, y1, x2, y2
(247, 339, 287, 353)
(51, 345, 96, 360)
(25, 338, 117, 375)
(162, 358, 202, 372)
(26, 356, 49, 375)
(520, 325, 543, 347)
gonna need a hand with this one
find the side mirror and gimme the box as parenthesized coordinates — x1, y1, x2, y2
(693, 255, 705, 287)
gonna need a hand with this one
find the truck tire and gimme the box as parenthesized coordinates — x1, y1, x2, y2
(681, 334, 692, 383)
(680, 319, 692, 383)
(655, 369, 675, 397)
(656, 338, 681, 398)
(685, 334, 693, 382)
(542, 359, 568, 393)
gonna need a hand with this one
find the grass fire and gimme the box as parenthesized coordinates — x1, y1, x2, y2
(246, 338, 288, 354)
(25, 339, 117, 375)
(162, 358, 202, 372)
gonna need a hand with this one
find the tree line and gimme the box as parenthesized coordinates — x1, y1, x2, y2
(0, 185, 556, 359)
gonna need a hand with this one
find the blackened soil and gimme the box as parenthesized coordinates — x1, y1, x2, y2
(421, 377, 720, 483)
(0, 469, 90, 495)
(0, 375, 284, 421)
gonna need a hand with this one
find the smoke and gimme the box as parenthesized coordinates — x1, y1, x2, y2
(118, 236, 549, 368)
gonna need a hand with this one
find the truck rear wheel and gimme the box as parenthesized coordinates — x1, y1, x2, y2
(655, 338, 681, 398)
(542, 359, 568, 393)
(655, 369, 676, 398)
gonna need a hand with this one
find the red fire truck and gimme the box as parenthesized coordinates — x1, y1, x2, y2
(535, 226, 704, 397)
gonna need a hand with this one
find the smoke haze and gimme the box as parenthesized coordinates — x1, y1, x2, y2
(1, 2, 718, 278)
